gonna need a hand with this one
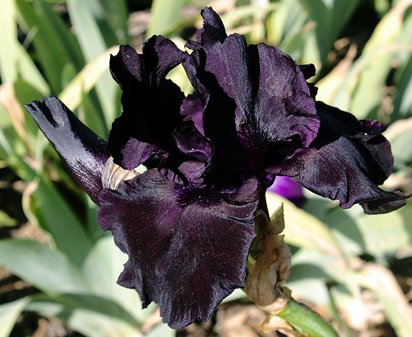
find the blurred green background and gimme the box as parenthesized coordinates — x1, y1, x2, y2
(0, 0, 412, 336)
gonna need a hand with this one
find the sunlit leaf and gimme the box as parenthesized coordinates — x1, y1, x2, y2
(145, 323, 176, 337)
(0, 210, 17, 227)
(66, 0, 119, 125)
(58, 45, 120, 137)
(0, 0, 18, 82)
(353, 201, 412, 256)
(393, 55, 412, 119)
(0, 239, 88, 294)
(30, 176, 93, 266)
(391, 127, 412, 167)
(306, 197, 412, 257)
(0, 298, 30, 337)
(348, 1, 412, 119)
(15, 0, 83, 93)
(298, 0, 359, 64)
(82, 235, 142, 319)
(92, 0, 129, 45)
(147, 0, 187, 37)
(267, 0, 314, 63)
(27, 295, 142, 337)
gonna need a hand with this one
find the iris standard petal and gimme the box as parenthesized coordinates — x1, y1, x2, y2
(110, 36, 186, 88)
(185, 8, 319, 173)
(268, 102, 407, 213)
(25, 96, 109, 204)
(108, 37, 187, 169)
(180, 95, 205, 135)
(98, 169, 260, 328)
(184, 51, 248, 185)
(247, 43, 319, 158)
(195, 7, 227, 46)
(107, 113, 161, 169)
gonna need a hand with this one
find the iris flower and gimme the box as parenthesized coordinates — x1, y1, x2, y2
(26, 7, 407, 329)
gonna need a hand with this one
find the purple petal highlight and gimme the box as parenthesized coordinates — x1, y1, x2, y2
(268, 176, 305, 206)
(25, 96, 109, 204)
(180, 95, 205, 135)
(172, 121, 212, 162)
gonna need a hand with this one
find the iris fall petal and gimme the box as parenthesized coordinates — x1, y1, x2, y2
(98, 170, 259, 328)
(268, 102, 407, 213)
(25, 96, 109, 204)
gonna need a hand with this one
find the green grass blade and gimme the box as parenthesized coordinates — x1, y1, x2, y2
(349, 1, 412, 119)
(58, 45, 119, 137)
(87, 0, 129, 45)
(15, 43, 50, 95)
(29, 293, 139, 327)
(33, 0, 85, 70)
(66, 0, 119, 126)
(147, 0, 187, 37)
(66, 0, 108, 60)
(15, 0, 83, 93)
(82, 236, 143, 318)
(393, 56, 412, 119)
(0, 0, 49, 93)
(298, 0, 359, 65)
(31, 176, 93, 266)
(0, 0, 18, 82)
(27, 294, 141, 337)
(0, 298, 30, 337)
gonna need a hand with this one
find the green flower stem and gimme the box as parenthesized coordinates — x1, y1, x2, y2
(277, 299, 339, 337)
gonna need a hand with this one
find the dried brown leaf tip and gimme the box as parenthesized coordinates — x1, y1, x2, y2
(246, 204, 292, 313)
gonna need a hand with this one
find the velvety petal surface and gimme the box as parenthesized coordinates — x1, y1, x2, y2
(98, 170, 260, 328)
(185, 7, 319, 175)
(109, 37, 187, 169)
(268, 102, 407, 213)
(247, 44, 319, 152)
(184, 50, 248, 185)
(25, 96, 109, 204)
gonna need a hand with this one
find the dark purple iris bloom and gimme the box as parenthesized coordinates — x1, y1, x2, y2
(26, 7, 407, 329)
